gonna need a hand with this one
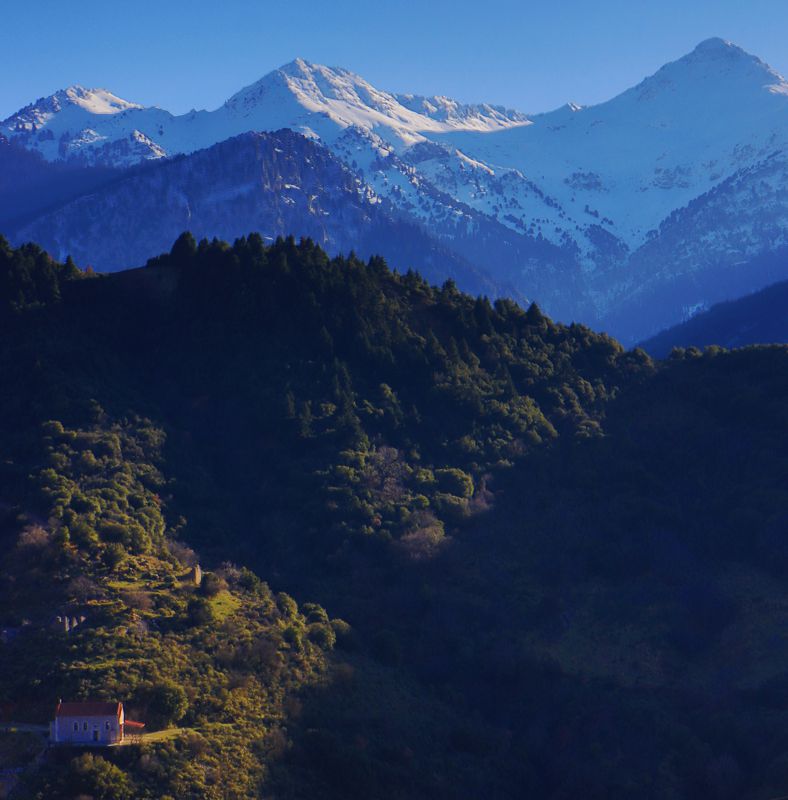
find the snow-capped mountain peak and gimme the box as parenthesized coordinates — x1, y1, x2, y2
(222, 58, 530, 150)
(431, 37, 788, 251)
(1, 85, 158, 165)
(1, 57, 531, 167)
(688, 36, 779, 69)
(692, 36, 742, 55)
(60, 86, 142, 115)
(3, 85, 141, 132)
(7, 40, 788, 343)
(645, 35, 788, 94)
(222, 57, 431, 145)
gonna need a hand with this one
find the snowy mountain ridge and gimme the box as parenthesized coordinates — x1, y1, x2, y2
(9, 85, 143, 129)
(2, 58, 531, 164)
(5, 38, 788, 342)
(437, 37, 788, 249)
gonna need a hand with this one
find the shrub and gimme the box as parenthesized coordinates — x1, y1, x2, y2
(282, 624, 303, 651)
(98, 520, 128, 544)
(276, 592, 298, 619)
(302, 602, 329, 624)
(16, 524, 50, 550)
(330, 618, 356, 650)
(413, 468, 436, 489)
(68, 753, 135, 800)
(397, 513, 447, 560)
(308, 623, 336, 649)
(434, 468, 474, 498)
(141, 681, 189, 728)
(238, 567, 262, 593)
(103, 543, 127, 570)
(67, 575, 101, 602)
(433, 492, 470, 522)
(187, 596, 215, 627)
(121, 590, 153, 611)
(199, 572, 227, 597)
(167, 539, 198, 567)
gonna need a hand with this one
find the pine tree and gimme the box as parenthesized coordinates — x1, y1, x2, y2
(473, 296, 494, 335)
(170, 232, 197, 267)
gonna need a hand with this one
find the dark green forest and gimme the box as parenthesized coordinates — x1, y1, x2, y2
(2, 233, 788, 799)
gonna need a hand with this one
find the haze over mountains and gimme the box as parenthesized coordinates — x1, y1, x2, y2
(642, 271, 788, 356)
(4, 38, 788, 342)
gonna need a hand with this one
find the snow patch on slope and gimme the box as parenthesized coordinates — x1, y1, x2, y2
(434, 37, 788, 250)
(6, 41, 788, 341)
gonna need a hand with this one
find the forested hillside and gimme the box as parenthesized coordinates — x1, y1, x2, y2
(3, 234, 788, 798)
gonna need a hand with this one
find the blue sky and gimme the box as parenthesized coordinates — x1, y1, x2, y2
(2, 0, 787, 119)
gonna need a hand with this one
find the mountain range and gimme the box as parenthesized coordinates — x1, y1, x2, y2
(3, 38, 788, 342)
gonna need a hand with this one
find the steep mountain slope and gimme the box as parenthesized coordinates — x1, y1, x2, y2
(6, 41, 788, 341)
(0, 236, 645, 799)
(641, 258, 788, 356)
(602, 155, 788, 339)
(9, 130, 509, 297)
(436, 39, 788, 336)
(0, 133, 123, 229)
(0, 61, 571, 283)
(440, 39, 788, 247)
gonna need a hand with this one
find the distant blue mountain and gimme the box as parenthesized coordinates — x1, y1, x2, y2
(641, 251, 788, 356)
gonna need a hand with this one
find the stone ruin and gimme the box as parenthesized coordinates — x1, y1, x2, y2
(54, 614, 87, 634)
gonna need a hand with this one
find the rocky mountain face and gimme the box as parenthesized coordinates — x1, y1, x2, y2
(11, 130, 505, 298)
(4, 40, 788, 342)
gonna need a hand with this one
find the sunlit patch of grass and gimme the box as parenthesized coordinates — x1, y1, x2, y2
(208, 591, 241, 622)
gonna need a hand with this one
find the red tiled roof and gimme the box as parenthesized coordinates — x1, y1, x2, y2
(55, 701, 122, 718)
(124, 720, 145, 728)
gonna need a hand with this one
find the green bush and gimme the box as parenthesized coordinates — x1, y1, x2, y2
(434, 468, 474, 498)
(277, 592, 299, 619)
(186, 596, 215, 627)
(282, 624, 304, 651)
(302, 602, 329, 624)
(199, 572, 227, 597)
(307, 622, 336, 649)
(102, 542, 126, 570)
(68, 753, 135, 800)
(141, 681, 189, 728)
